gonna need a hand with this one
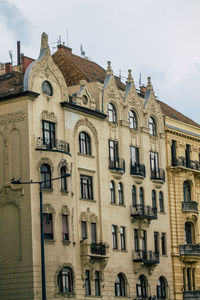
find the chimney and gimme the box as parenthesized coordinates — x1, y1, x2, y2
(140, 85, 147, 95)
(17, 41, 21, 65)
(58, 44, 72, 53)
(5, 62, 12, 74)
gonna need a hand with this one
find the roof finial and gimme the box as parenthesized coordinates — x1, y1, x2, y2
(41, 32, 50, 53)
(127, 69, 133, 82)
(106, 61, 113, 75)
(147, 76, 153, 90)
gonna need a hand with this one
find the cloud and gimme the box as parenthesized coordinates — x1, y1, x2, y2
(0, 0, 32, 44)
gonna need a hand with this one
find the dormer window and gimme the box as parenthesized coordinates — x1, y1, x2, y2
(148, 116, 156, 135)
(42, 80, 53, 96)
(108, 103, 117, 123)
(129, 110, 137, 129)
(82, 95, 88, 105)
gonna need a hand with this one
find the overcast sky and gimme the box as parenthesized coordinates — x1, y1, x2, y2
(0, 0, 200, 123)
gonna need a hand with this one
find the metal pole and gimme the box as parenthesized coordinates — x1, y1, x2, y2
(39, 183, 46, 300)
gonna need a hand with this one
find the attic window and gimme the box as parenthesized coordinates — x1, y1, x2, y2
(42, 81, 53, 96)
(82, 95, 88, 105)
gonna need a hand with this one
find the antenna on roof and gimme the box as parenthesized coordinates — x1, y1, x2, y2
(119, 70, 121, 80)
(139, 73, 142, 86)
(66, 28, 69, 47)
(57, 35, 62, 45)
(80, 44, 86, 58)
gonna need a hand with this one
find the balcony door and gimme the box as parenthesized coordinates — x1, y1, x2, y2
(130, 146, 139, 165)
(142, 230, 147, 257)
(109, 140, 119, 166)
(150, 151, 159, 172)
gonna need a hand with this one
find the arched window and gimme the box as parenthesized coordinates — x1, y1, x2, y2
(152, 190, 157, 212)
(110, 181, 115, 204)
(58, 267, 73, 294)
(108, 103, 117, 123)
(185, 222, 195, 244)
(136, 275, 147, 298)
(118, 183, 123, 205)
(115, 273, 126, 296)
(40, 164, 51, 189)
(157, 276, 167, 299)
(183, 181, 191, 202)
(159, 191, 164, 212)
(60, 166, 67, 191)
(79, 132, 91, 155)
(148, 116, 156, 135)
(129, 110, 137, 129)
(132, 185, 137, 207)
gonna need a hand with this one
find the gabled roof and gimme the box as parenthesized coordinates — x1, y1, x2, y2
(0, 72, 24, 98)
(158, 100, 200, 128)
(52, 45, 125, 90)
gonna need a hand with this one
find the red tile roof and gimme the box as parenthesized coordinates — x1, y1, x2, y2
(158, 100, 200, 128)
(0, 72, 24, 98)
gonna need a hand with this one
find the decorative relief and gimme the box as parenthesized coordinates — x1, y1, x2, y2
(41, 110, 57, 122)
(0, 111, 25, 126)
(58, 159, 68, 170)
(0, 185, 23, 208)
(60, 205, 70, 215)
(37, 157, 54, 172)
(80, 207, 97, 223)
(43, 203, 55, 213)
(74, 118, 98, 141)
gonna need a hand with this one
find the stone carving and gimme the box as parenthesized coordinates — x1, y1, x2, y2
(0, 111, 25, 126)
(74, 118, 98, 142)
(60, 205, 70, 215)
(0, 185, 23, 208)
(37, 157, 54, 172)
(58, 159, 68, 170)
(43, 203, 55, 213)
(80, 207, 97, 223)
(41, 110, 57, 122)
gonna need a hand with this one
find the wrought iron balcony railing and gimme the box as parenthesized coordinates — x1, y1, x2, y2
(80, 241, 107, 259)
(130, 162, 146, 177)
(130, 204, 157, 220)
(91, 242, 106, 255)
(109, 158, 125, 172)
(179, 244, 200, 256)
(172, 157, 200, 171)
(183, 290, 200, 299)
(150, 168, 165, 181)
(36, 137, 70, 154)
(182, 201, 198, 213)
(133, 249, 160, 264)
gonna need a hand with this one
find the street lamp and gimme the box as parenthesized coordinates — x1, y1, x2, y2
(11, 173, 71, 300)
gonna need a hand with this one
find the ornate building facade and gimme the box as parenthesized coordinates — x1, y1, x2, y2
(164, 111, 200, 300)
(0, 33, 175, 299)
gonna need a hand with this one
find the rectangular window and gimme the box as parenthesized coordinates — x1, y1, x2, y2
(171, 140, 177, 166)
(130, 146, 139, 164)
(120, 226, 126, 250)
(42, 120, 55, 147)
(161, 233, 167, 255)
(154, 232, 159, 253)
(81, 221, 87, 240)
(85, 270, 91, 295)
(43, 213, 53, 240)
(186, 144, 191, 168)
(150, 151, 159, 171)
(109, 140, 119, 162)
(80, 175, 93, 200)
(95, 271, 101, 296)
(91, 222, 97, 243)
(62, 214, 69, 241)
(112, 225, 118, 249)
(142, 230, 147, 253)
(134, 229, 139, 252)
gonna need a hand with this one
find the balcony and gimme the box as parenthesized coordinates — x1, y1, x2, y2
(133, 249, 159, 265)
(150, 168, 165, 182)
(179, 244, 200, 257)
(130, 204, 157, 221)
(130, 162, 146, 178)
(80, 241, 108, 259)
(36, 137, 70, 155)
(172, 157, 200, 171)
(182, 201, 198, 213)
(183, 290, 200, 299)
(109, 158, 125, 173)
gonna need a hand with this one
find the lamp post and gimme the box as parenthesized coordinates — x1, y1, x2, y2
(11, 173, 71, 300)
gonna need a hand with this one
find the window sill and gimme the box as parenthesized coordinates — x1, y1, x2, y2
(111, 202, 118, 206)
(80, 198, 96, 203)
(62, 240, 71, 245)
(84, 295, 102, 298)
(60, 189, 69, 195)
(44, 239, 56, 243)
(159, 211, 166, 214)
(119, 204, 126, 208)
(113, 249, 120, 252)
(42, 188, 53, 193)
(55, 292, 75, 298)
(78, 153, 95, 159)
(121, 249, 128, 253)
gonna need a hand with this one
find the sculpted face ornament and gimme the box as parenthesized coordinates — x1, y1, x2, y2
(42, 80, 53, 96)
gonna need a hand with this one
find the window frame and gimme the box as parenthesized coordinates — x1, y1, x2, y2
(42, 120, 55, 147)
(112, 225, 118, 250)
(148, 116, 156, 135)
(79, 131, 91, 155)
(80, 175, 93, 200)
(120, 226, 126, 250)
(43, 213, 53, 240)
(60, 166, 67, 191)
(118, 182, 124, 205)
(62, 214, 69, 241)
(108, 103, 117, 123)
(81, 221, 87, 240)
(110, 181, 115, 204)
(40, 163, 51, 189)
(115, 273, 126, 297)
(95, 271, 101, 296)
(129, 110, 137, 129)
(136, 275, 147, 298)
(161, 232, 167, 255)
(85, 270, 91, 296)
(132, 185, 137, 207)
(159, 191, 164, 212)
(58, 267, 73, 294)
